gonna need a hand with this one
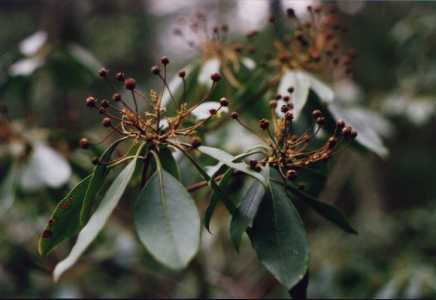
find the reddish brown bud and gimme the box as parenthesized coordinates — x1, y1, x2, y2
(283, 95, 290, 102)
(231, 112, 239, 119)
(102, 117, 112, 127)
(85, 96, 96, 108)
(275, 94, 282, 100)
(211, 72, 221, 82)
(285, 112, 294, 121)
(101, 99, 109, 108)
(79, 138, 89, 149)
(115, 72, 125, 82)
(316, 116, 325, 125)
(112, 93, 121, 102)
(287, 87, 294, 94)
(350, 130, 358, 139)
(327, 137, 337, 148)
(254, 165, 262, 172)
(219, 97, 229, 107)
(259, 119, 270, 130)
(98, 107, 106, 114)
(178, 70, 186, 78)
(209, 108, 217, 115)
(98, 68, 109, 78)
(269, 100, 278, 108)
(286, 8, 296, 17)
(312, 109, 322, 119)
(287, 169, 297, 180)
(341, 126, 352, 138)
(160, 56, 170, 65)
(281, 105, 289, 113)
(151, 65, 160, 75)
(124, 78, 136, 90)
(336, 119, 345, 130)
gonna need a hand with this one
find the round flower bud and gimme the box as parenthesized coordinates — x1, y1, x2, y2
(85, 96, 96, 108)
(98, 68, 109, 78)
(341, 126, 352, 138)
(327, 137, 337, 148)
(102, 117, 112, 127)
(160, 56, 170, 65)
(287, 169, 297, 180)
(281, 105, 289, 113)
(98, 107, 106, 114)
(259, 119, 270, 130)
(101, 99, 109, 108)
(115, 72, 125, 82)
(336, 119, 345, 130)
(219, 97, 229, 107)
(287, 87, 294, 94)
(249, 159, 258, 169)
(112, 93, 121, 102)
(269, 100, 278, 109)
(312, 109, 322, 119)
(316, 116, 325, 125)
(79, 138, 89, 149)
(178, 70, 186, 78)
(209, 108, 217, 116)
(211, 72, 221, 82)
(231, 112, 239, 119)
(124, 78, 136, 90)
(283, 95, 290, 102)
(151, 65, 160, 75)
(285, 112, 294, 121)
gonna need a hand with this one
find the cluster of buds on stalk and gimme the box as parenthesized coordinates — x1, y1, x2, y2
(81, 56, 228, 158)
(231, 87, 357, 182)
(173, 12, 255, 88)
(253, 5, 356, 79)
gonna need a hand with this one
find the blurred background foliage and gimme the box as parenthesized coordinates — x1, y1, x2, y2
(0, 0, 435, 298)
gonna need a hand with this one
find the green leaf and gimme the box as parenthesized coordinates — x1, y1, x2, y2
(197, 146, 266, 185)
(38, 175, 92, 256)
(134, 154, 200, 270)
(230, 167, 269, 251)
(287, 182, 357, 234)
(158, 146, 181, 180)
(0, 163, 18, 213)
(248, 173, 308, 289)
(53, 152, 141, 282)
(204, 168, 233, 231)
(80, 137, 128, 226)
(174, 145, 237, 215)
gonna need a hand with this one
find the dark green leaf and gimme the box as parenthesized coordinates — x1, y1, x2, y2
(80, 137, 128, 226)
(53, 152, 141, 282)
(230, 167, 268, 251)
(204, 168, 233, 231)
(248, 173, 308, 289)
(287, 182, 357, 234)
(158, 146, 180, 180)
(39, 175, 92, 256)
(134, 157, 200, 270)
(174, 145, 237, 214)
